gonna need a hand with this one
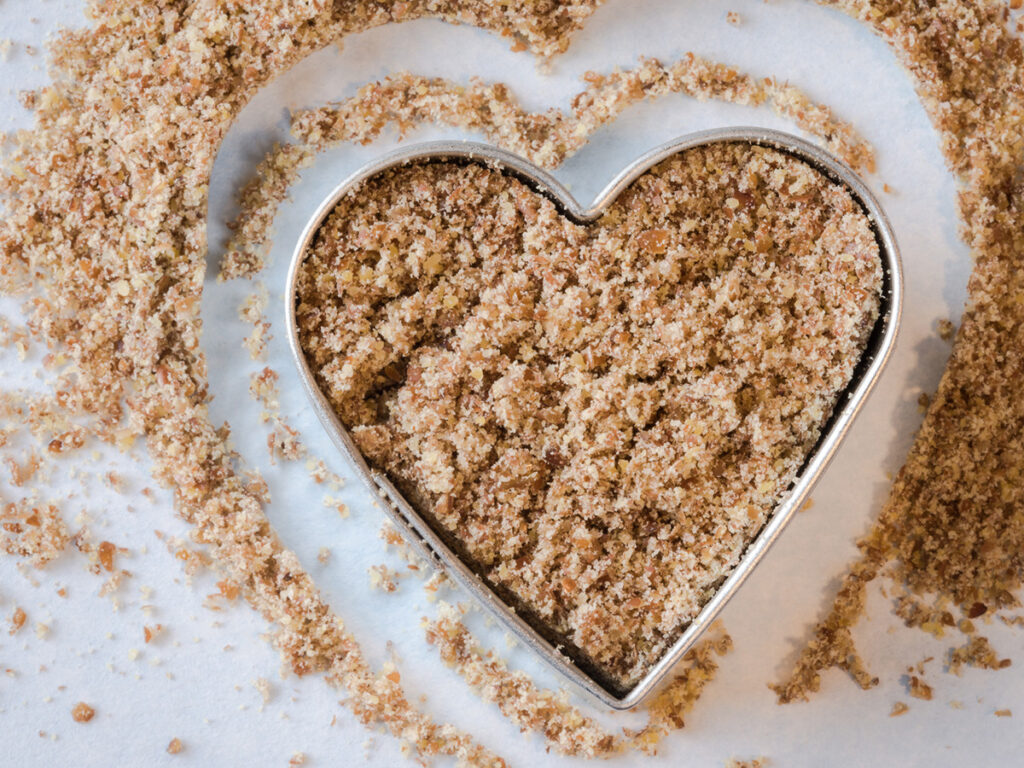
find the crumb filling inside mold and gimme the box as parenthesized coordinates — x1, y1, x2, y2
(295, 142, 883, 688)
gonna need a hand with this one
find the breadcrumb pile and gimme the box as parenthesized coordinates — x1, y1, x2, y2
(296, 145, 882, 686)
(0, 500, 68, 568)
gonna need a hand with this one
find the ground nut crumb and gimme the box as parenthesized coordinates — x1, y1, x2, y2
(890, 701, 909, 717)
(9, 606, 27, 635)
(629, 628, 733, 752)
(297, 145, 882, 686)
(3, 0, 1023, 760)
(167, 737, 184, 754)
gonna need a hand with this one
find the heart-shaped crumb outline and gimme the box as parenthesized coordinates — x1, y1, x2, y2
(285, 127, 902, 709)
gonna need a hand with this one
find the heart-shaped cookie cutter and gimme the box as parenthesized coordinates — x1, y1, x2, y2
(285, 126, 902, 709)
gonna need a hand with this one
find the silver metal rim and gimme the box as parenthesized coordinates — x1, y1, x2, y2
(284, 127, 903, 710)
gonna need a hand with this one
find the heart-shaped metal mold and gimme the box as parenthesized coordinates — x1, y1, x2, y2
(285, 126, 902, 709)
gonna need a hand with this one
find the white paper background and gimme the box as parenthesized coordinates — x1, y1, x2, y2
(2, 1, 1022, 766)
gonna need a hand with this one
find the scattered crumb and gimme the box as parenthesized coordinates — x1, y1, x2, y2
(71, 702, 95, 723)
(167, 737, 184, 755)
(1, 502, 69, 567)
(908, 676, 933, 701)
(890, 701, 909, 717)
(368, 565, 400, 593)
(252, 677, 272, 710)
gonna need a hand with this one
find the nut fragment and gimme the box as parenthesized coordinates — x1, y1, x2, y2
(71, 702, 95, 723)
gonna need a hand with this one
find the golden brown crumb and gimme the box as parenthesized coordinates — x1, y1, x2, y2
(297, 146, 881, 686)
(995, 708, 1012, 717)
(949, 636, 1012, 674)
(1, 501, 69, 568)
(368, 565, 400, 593)
(907, 676, 933, 701)
(629, 627, 733, 753)
(724, 760, 769, 768)
(937, 318, 956, 342)
(2, 0, 1021, 759)
(71, 702, 95, 723)
(725, 11, 742, 26)
(97, 540, 116, 572)
(5, 451, 41, 486)
(9, 606, 26, 635)
(890, 701, 909, 717)
(167, 737, 184, 755)
(424, 601, 620, 757)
